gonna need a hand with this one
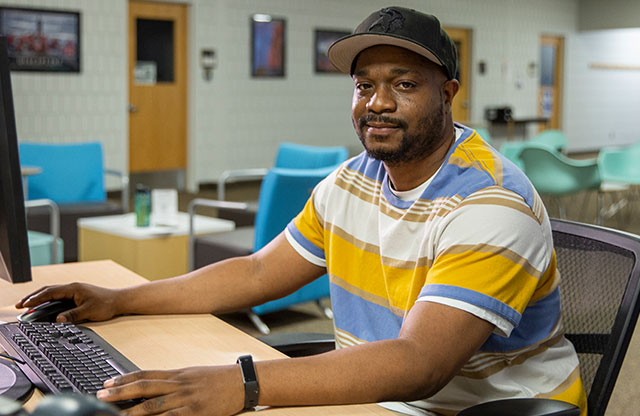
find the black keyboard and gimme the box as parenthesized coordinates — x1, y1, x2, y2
(0, 322, 139, 395)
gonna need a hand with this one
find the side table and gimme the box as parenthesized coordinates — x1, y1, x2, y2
(78, 212, 234, 280)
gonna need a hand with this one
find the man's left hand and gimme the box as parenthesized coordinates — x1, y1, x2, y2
(97, 365, 244, 416)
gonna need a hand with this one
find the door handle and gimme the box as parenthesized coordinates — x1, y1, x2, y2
(128, 104, 139, 113)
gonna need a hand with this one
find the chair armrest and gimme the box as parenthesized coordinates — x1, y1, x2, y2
(105, 169, 130, 213)
(457, 398, 580, 416)
(25, 199, 61, 264)
(187, 198, 248, 271)
(218, 168, 268, 200)
(258, 332, 335, 357)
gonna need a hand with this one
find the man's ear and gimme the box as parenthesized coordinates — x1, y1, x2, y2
(442, 79, 460, 109)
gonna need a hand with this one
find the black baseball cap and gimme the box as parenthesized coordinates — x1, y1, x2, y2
(328, 6, 458, 80)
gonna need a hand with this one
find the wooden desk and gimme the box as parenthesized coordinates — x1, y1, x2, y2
(0, 261, 392, 415)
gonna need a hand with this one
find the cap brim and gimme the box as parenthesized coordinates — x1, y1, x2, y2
(328, 33, 443, 74)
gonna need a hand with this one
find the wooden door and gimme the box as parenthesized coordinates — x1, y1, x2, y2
(444, 27, 471, 124)
(129, 1, 187, 173)
(538, 35, 564, 130)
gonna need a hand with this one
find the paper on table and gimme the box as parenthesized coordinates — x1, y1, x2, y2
(151, 189, 179, 226)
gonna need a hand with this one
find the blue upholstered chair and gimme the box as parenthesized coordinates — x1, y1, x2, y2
(190, 166, 337, 334)
(216, 143, 349, 226)
(19, 142, 129, 262)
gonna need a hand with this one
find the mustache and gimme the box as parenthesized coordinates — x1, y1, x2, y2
(357, 114, 408, 130)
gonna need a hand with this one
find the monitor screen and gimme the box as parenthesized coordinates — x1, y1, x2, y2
(0, 36, 31, 283)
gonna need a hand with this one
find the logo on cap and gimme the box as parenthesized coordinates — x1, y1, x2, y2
(368, 8, 405, 33)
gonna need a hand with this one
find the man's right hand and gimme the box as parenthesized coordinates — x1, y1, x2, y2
(15, 283, 122, 323)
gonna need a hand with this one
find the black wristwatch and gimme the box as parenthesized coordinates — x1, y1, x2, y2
(237, 355, 259, 410)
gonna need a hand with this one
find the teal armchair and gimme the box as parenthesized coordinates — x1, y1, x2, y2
(519, 143, 601, 220)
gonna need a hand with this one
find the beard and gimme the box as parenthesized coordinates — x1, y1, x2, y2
(356, 100, 447, 165)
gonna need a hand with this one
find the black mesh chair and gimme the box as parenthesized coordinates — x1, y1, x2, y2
(265, 220, 640, 416)
(460, 219, 640, 416)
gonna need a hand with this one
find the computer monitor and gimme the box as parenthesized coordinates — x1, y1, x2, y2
(0, 36, 31, 283)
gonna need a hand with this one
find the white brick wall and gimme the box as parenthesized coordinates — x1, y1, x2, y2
(15, 0, 636, 190)
(564, 28, 640, 151)
(7, 0, 127, 188)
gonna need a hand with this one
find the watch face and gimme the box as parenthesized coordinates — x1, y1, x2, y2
(239, 356, 257, 381)
(238, 355, 259, 409)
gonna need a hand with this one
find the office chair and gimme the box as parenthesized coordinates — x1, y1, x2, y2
(460, 219, 640, 415)
(498, 141, 527, 170)
(264, 220, 640, 416)
(597, 143, 640, 223)
(19, 142, 129, 262)
(529, 129, 568, 152)
(216, 143, 348, 226)
(25, 199, 63, 266)
(189, 166, 338, 334)
(519, 142, 601, 221)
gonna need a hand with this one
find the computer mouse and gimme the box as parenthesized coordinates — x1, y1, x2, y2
(17, 299, 77, 323)
(31, 393, 120, 416)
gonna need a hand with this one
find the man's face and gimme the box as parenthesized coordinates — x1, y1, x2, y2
(351, 45, 452, 165)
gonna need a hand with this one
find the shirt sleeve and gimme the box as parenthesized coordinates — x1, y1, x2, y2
(284, 171, 336, 268)
(419, 188, 555, 332)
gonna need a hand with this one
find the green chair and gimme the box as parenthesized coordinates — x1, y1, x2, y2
(519, 143, 601, 220)
(598, 143, 640, 185)
(474, 127, 493, 144)
(499, 141, 527, 170)
(529, 129, 568, 152)
(597, 143, 640, 222)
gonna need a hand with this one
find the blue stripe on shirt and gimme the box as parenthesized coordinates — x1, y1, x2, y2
(420, 283, 522, 325)
(482, 288, 562, 352)
(331, 283, 403, 342)
(286, 221, 325, 260)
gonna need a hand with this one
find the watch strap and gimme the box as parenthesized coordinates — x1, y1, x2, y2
(237, 354, 259, 410)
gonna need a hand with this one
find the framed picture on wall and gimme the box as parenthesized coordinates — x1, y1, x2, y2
(314, 29, 350, 74)
(251, 14, 285, 77)
(0, 6, 80, 72)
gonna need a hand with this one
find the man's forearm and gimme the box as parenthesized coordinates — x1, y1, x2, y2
(114, 255, 264, 316)
(256, 338, 450, 407)
(113, 233, 326, 317)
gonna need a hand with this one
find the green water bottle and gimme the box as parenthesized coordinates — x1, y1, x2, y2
(135, 184, 151, 227)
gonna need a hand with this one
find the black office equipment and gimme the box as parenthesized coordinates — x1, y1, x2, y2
(0, 357, 33, 402)
(460, 219, 640, 416)
(17, 300, 77, 323)
(0, 322, 139, 396)
(0, 36, 31, 284)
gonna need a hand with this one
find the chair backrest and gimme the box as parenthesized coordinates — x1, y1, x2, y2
(551, 219, 640, 416)
(530, 129, 568, 151)
(498, 141, 526, 170)
(18, 142, 106, 203)
(253, 166, 335, 251)
(274, 143, 349, 170)
(251, 166, 335, 316)
(598, 145, 640, 184)
(520, 143, 600, 195)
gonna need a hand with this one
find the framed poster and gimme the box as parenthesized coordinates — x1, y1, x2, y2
(251, 15, 285, 77)
(0, 7, 80, 72)
(314, 29, 350, 74)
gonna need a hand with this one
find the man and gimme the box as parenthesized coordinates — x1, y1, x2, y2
(16, 7, 586, 416)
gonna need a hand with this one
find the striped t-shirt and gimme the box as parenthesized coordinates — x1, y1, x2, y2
(285, 124, 587, 415)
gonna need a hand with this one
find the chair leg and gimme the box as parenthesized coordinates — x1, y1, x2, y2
(316, 300, 333, 319)
(247, 311, 271, 335)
